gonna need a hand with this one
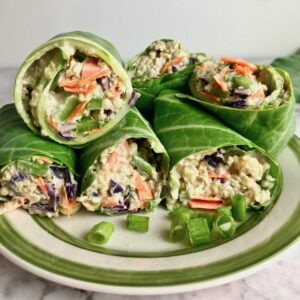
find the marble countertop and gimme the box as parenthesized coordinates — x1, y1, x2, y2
(0, 69, 299, 300)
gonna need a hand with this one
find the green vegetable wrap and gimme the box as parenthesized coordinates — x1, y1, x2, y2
(0, 104, 80, 217)
(126, 39, 208, 121)
(188, 57, 296, 155)
(272, 53, 300, 103)
(154, 90, 282, 213)
(14, 31, 133, 147)
(77, 108, 169, 213)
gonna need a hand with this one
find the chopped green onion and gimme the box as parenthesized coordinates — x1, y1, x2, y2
(233, 75, 253, 88)
(231, 194, 247, 221)
(57, 96, 79, 121)
(132, 155, 156, 180)
(77, 117, 99, 133)
(215, 214, 236, 238)
(17, 159, 49, 177)
(216, 205, 232, 217)
(169, 207, 201, 242)
(197, 212, 214, 230)
(127, 214, 149, 233)
(87, 98, 102, 110)
(170, 214, 188, 242)
(187, 218, 211, 246)
(146, 200, 158, 212)
(169, 206, 198, 220)
(86, 221, 114, 245)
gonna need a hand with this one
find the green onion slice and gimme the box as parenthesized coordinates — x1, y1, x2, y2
(231, 194, 247, 221)
(187, 217, 211, 246)
(127, 214, 149, 233)
(86, 221, 114, 245)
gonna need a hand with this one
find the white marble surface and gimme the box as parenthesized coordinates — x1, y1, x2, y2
(0, 69, 299, 300)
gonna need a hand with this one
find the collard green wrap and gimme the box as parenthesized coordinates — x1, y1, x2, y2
(78, 108, 169, 213)
(272, 53, 300, 103)
(188, 66, 296, 156)
(0, 104, 78, 216)
(0, 104, 76, 170)
(154, 90, 282, 209)
(14, 31, 133, 147)
(126, 39, 208, 122)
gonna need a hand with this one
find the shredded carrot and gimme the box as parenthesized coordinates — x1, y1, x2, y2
(248, 89, 265, 101)
(160, 55, 185, 74)
(189, 199, 223, 210)
(208, 172, 231, 179)
(36, 177, 48, 197)
(47, 116, 61, 132)
(196, 65, 206, 71)
(101, 196, 119, 208)
(135, 175, 153, 201)
(66, 101, 87, 121)
(213, 74, 228, 92)
(200, 91, 219, 102)
(221, 57, 257, 72)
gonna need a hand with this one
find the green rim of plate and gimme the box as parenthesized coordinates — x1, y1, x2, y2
(0, 136, 299, 286)
(31, 204, 275, 258)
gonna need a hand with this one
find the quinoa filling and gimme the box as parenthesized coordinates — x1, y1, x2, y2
(191, 58, 289, 108)
(0, 156, 79, 217)
(78, 139, 165, 212)
(168, 147, 276, 211)
(127, 40, 207, 84)
(22, 48, 128, 141)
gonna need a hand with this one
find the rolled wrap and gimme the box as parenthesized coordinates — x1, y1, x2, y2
(126, 39, 208, 122)
(77, 108, 169, 213)
(154, 90, 282, 212)
(14, 31, 133, 147)
(188, 58, 296, 155)
(0, 104, 80, 217)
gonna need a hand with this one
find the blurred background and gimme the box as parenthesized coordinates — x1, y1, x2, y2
(1, 0, 300, 68)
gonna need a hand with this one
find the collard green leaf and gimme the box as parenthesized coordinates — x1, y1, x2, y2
(187, 68, 296, 156)
(133, 65, 196, 122)
(153, 90, 282, 207)
(272, 53, 300, 103)
(79, 108, 169, 182)
(14, 31, 133, 147)
(0, 104, 76, 172)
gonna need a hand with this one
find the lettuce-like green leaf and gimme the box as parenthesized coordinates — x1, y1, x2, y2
(79, 107, 169, 187)
(188, 68, 295, 156)
(272, 53, 300, 103)
(153, 90, 282, 207)
(0, 104, 76, 172)
(14, 31, 133, 147)
(132, 65, 195, 122)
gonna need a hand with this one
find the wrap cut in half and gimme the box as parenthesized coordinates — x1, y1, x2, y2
(154, 90, 282, 213)
(126, 39, 208, 122)
(14, 31, 134, 147)
(188, 57, 296, 156)
(0, 104, 80, 217)
(77, 108, 169, 214)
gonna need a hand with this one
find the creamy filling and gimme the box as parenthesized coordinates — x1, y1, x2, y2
(127, 40, 206, 83)
(21, 47, 128, 141)
(78, 139, 164, 213)
(168, 148, 275, 210)
(192, 59, 288, 108)
(0, 157, 79, 217)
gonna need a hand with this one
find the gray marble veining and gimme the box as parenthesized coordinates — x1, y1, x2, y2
(0, 69, 299, 300)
